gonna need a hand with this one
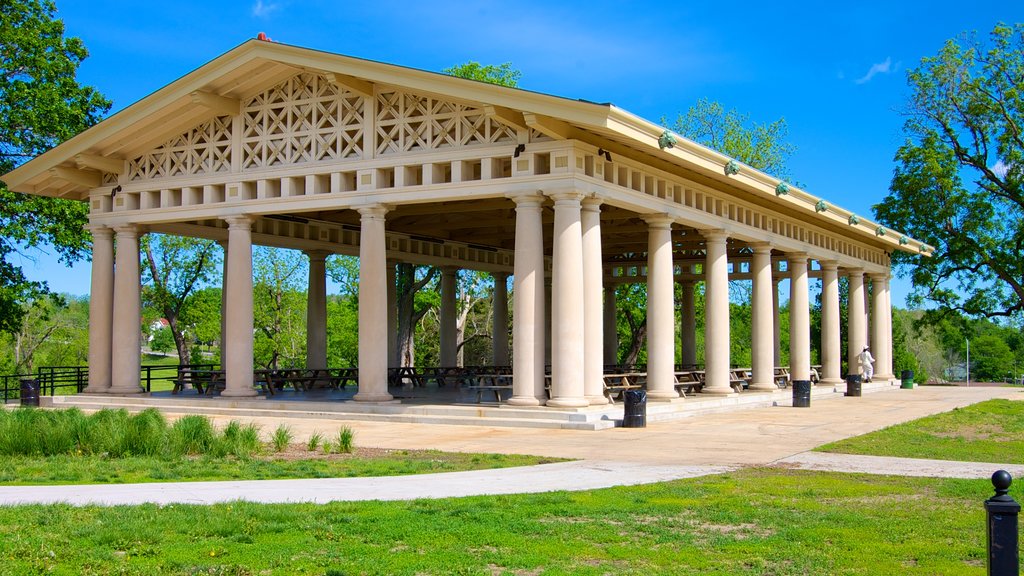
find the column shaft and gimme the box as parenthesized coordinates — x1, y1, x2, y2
(603, 284, 618, 365)
(547, 191, 588, 408)
(772, 277, 782, 366)
(820, 261, 843, 385)
(872, 274, 893, 380)
(222, 217, 257, 397)
(646, 216, 679, 400)
(355, 205, 393, 401)
(788, 254, 811, 382)
(509, 194, 546, 406)
(702, 230, 734, 395)
(881, 275, 894, 379)
(86, 226, 114, 393)
(680, 280, 697, 368)
(305, 251, 328, 370)
(440, 267, 458, 366)
(749, 244, 776, 390)
(582, 199, 607, 405)
(492, 272, 509, 366)
(110, 226, 142, 394)
(847, 270, 867, 378)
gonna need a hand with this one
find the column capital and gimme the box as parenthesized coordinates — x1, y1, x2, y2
(750, 242, 773, 255)
(700, 228, 729, 242)
(786, 251, 809, 263)
(868, 272, 888, 282)
(441, 265, 460, 275)
(222, 215, 254, 231)
(845, 267, 865, 277)
(112, 224, 139, 236)
(546, 189, 586, 204)
(819, 260, 839, 271)
(492, 271, 509, 281)
(355, 203, 390, 219)
(507, 191, 545, 208)
(305, 249, 332, 262)
(86, 223, 113, 237)
(642, 213, 675, 229)
(581, 196, 604, 212)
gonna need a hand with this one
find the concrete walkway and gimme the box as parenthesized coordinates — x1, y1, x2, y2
(0, 385, 1019, 506)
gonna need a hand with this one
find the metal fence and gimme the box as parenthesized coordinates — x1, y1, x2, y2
(0, 363, 205, 403)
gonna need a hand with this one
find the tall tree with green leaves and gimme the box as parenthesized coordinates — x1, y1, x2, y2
(875, 23, 1024, 321)
(0, 0, 111, 332)
(442, 62, 521, 88)
(669, 98, 796, 180)
(141, 234, 220, 364)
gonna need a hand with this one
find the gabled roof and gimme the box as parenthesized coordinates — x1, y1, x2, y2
(0, 38, 930, 256)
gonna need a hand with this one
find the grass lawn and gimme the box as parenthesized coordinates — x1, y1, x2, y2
(0, 468, 1002, 575)
(816, 398, 1024, 463)
(0, 449, 561, 485)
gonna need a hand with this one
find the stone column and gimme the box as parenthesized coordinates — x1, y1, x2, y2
(749, 243, 776, 390)
(547, 191, 588, 408)
(603, 284, 618, 365)
(820, 261, 843, 386)
(847, 269, 867, 378)
(439, 266, 458, 366)
(544, 278, 552, 365)
(871, 273, 894, 381)
(772, 276, 782, 366)
(582, 198, 607, 405)
(354, 205, 393, 402)
(219, 241, 228, 368)
(221, 216, 257, 397)
(109, 225, 142, 394)
(85, 226, 114, 393)
(701, 229, 735, 395)
(387, 261, 398, 368)
(788, 253, 811, 382)
(680, 279, 697, 369)
(305, 250, 329, 370)
(492, 272, 509, 366)
(881, 274, 895, 380)
(508, 194, 546, 406)
(645, 215, 680, 401)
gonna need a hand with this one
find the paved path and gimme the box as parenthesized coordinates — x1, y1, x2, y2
(0, 385, 1019, 506)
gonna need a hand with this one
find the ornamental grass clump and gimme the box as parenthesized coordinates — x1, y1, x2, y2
(306, 431, 323, 452)
(337, 426, 355, 454)
(218, 420, 261, 458)
(122, 409, 168, 457)
(168, 414, 216, 456)
(271, 424, 293, 453)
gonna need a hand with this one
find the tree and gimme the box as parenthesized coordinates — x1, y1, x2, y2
(0, 0, 111, 332)
(875, 23, 1024, 321)
(253, 247, 307, 369)
(669, 98, 796, 180)
(442, 62, 520, 88)
(141, 234, 220, 364)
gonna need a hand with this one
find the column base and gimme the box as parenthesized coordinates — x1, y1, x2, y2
(586, 395, 610, 406)
(506, 396, 544, 407)
(546, 397, 589, 408)
(646, 390, 681, 402)
(701, 387, 738, 396)
(83, 386, 111, 394)
(353, 392, 396, 403)
(107, 387, 144, 395)
(648, 395, 686, 404)
(818, 378, 844, 387)
(748, 382, 778, 391)
(221, 388, 259, 398)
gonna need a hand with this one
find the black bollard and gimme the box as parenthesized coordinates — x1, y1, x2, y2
(986, 470, 1020, 576)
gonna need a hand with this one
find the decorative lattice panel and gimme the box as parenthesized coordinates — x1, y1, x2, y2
(241, 73, 365, 169)
(375, 90, 516, 155)
(128, 116, 232, 181)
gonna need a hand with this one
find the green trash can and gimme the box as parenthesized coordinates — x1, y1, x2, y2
(900, 370, 914, 389)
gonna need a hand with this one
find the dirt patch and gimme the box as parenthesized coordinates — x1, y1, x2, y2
(258, 445, 443, 462)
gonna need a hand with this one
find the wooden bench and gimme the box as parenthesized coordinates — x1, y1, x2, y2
(602, 373, 644, 403)
(459, 372, 512, 403)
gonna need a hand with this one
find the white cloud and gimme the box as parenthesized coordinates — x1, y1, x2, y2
(855, 57, 893, 84)
(992, 159, 1009, 178)
(251, 0, 281, 19)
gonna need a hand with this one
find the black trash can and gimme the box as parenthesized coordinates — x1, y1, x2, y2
(845, 374, 862, 397)
(20, 379, 39, 407)
(901, 370, 914, 389)
(791, 380, 811, 407)
(622, 389, 647, 428)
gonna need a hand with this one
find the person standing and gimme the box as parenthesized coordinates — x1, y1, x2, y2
(859, 346, 875, 382)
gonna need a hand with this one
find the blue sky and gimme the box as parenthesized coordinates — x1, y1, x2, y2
(20, 0, 1023, 305)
